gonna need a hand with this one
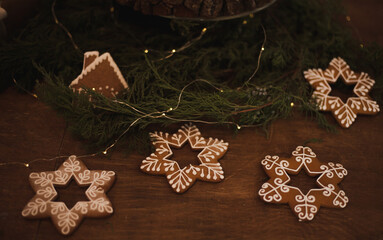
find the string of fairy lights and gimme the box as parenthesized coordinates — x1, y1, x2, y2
(0, 2, 362, 169)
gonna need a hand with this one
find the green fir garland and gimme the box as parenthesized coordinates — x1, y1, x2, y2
(0, 0, 382, 151)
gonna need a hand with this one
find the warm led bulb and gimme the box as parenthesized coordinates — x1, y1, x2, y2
(144, 49, 149, 54)
(171, 49, 176, 53)
(261, 47, 265, 51)
(25, 163, 29, 167)
(242, 20, 248, 25)
(237, 125, 241, 130)
(202, 28, 207, 33)
(103, 150, 107, 155)
(290, 102, 294, 107)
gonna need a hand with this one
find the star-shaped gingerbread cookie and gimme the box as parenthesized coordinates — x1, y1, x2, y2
(304, 57, 380, 128)
(258, 146, 349, 221)
(22, 155, 116, 235)
(140, 123, 229, 193)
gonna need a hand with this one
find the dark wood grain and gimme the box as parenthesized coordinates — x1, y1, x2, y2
(0, 0, 383, 239)
(1, 88, 382, 240)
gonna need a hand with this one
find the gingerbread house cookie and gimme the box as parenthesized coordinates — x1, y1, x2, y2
(258, 146, 349, 221)
(304, 57, 380, 128)
(141, 123, 229, 193)
(22, 156, 116, 235)
(69, 51, 128, 98)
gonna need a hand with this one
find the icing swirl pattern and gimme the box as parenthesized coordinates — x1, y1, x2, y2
(258, 146, 349, 221)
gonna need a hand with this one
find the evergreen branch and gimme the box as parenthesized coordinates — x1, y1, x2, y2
(0, 0, 381, 151)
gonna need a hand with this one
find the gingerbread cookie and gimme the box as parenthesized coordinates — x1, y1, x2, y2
(22, 156, 116, 235)
(258, 146, 348, 221)
(69, 51, 128, 98)
(304, 57, 380, 128)
(141, 123, 229, 193)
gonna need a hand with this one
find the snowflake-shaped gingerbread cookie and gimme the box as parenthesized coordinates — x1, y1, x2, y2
(141, 123, 229, 193)
(22, 156, 115, 235)
(258, 146, 348, 221)
(304, 57, 380, 128)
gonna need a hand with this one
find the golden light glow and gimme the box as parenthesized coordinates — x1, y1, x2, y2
(202, 28, 207, 33)
(290, 102, 294, 107)
(346, 16, 351, 22)
(242, 20, 248, 25)
(103, 150, 107, 155)
(171, 49, 176, 53)
(144, 49, 149, 54)
(261, 47, 265, 51)
(25, 163, 29, 168)
(237, 125, 241, 130)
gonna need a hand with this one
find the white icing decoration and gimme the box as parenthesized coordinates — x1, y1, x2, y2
(36, 186, 55, 198)
(22, 198, 47, 216)
(69, 51, 129, 91)
(198, 138, 228, 162)
(141, 153, 163, 172)
(51, 202, 66, 215)
(294, 194, 317, 221)
(258, 146, 348, 221)
(74, 202, 89, 214)
(141, 123, 228, 193)
(304, 57, 380, 128)
(57, 211, 79, 235)
(86, 185, 104, 198)
(90, 198, 113, 213)
(30, 172, 54, 187)
(54, 170, 69, 184)
(63, 156, 81, 173)
(21, 155, 115, 235)
(167, 168, 193, 192)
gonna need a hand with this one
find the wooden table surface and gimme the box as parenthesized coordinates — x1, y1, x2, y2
(0, 1, 382, 239)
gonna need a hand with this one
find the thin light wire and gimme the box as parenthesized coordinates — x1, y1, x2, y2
(13, 78, 38, 99)
(154, 26, 212, 61)
(0, 18, 271, 168)
(103, 79, 224, 153)
(241, 24, 267, 88)
(51, 0, 82, 53)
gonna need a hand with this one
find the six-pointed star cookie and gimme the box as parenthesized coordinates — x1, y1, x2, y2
(140, 123, 229, 193)
(304, 57, 380, 128)
(22, 155, 116, 235)
(258, 146, 349, 221)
